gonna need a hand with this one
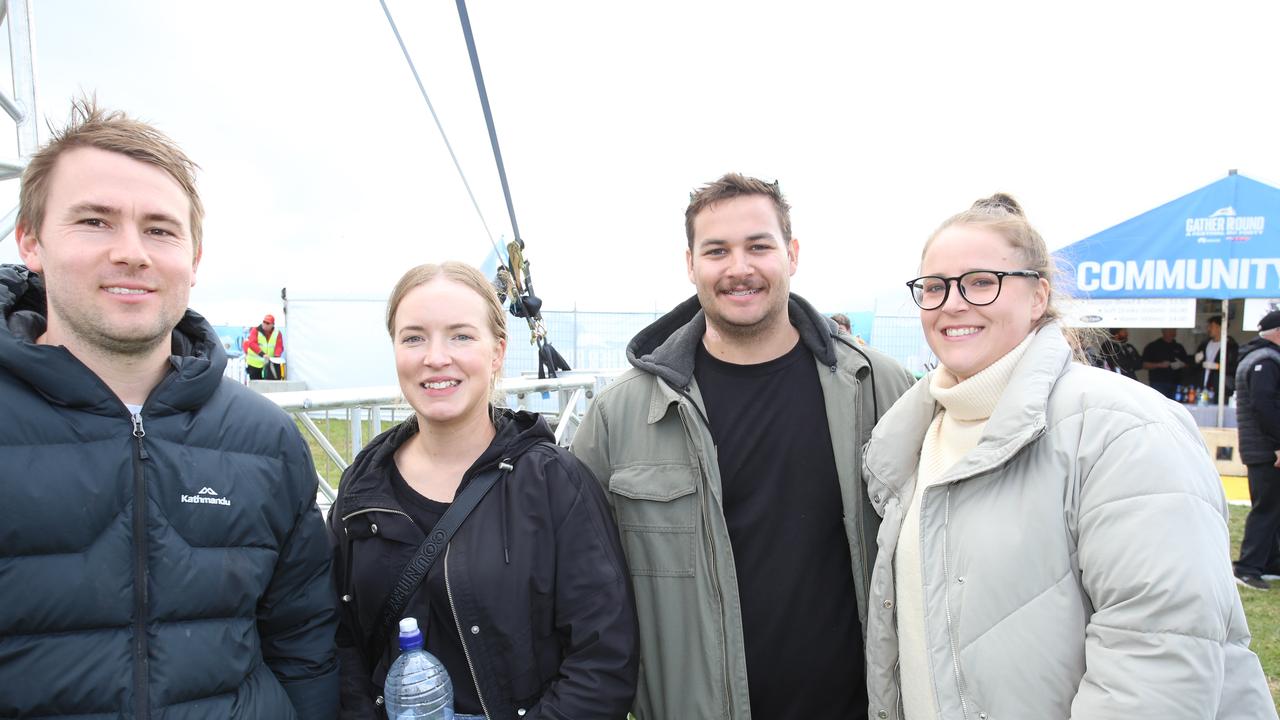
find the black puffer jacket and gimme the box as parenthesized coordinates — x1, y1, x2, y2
(330, 410, 638, 719)
(1235, 336, 1280, 464)
(0, 265, 338, 719)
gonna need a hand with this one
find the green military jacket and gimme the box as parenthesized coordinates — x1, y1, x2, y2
(572, 294, 915, 719)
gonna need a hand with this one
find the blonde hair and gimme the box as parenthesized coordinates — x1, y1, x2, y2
(20, 96, 204, 255)
(386, 261, 508, 405)
(924, 193, 1097, 358)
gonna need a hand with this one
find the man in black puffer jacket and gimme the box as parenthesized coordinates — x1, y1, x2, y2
(0, 100, 337, 718)
(1234, 310, 1280, 590)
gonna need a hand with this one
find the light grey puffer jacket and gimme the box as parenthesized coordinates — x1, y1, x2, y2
(862, 324, 1274, 720)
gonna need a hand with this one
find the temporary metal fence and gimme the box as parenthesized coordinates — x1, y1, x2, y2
(267, 373, 615, 511)
(502, 309, 660, 378)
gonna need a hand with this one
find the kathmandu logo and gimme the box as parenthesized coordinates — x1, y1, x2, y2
(1185, 206, 1265, 243)
(181, 486, 231, 507)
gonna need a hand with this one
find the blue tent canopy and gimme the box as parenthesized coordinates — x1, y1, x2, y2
(1054, 173, 1280, 299)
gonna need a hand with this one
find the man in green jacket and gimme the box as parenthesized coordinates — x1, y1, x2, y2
(572, 173, 914, 719)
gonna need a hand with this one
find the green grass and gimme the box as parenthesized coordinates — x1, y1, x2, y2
(295, 413, 408, 489)
(1228, 506, 1280, 711)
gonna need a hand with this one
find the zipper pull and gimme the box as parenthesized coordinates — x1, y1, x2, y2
(131, 413, 149, 460)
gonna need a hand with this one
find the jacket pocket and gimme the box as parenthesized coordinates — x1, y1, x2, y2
(608, 463, 698, 577)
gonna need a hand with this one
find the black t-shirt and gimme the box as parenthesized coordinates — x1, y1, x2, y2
(1142, 338, 1189, 385)
(389, 463, 484, 715)
(694, 339, 867, 719)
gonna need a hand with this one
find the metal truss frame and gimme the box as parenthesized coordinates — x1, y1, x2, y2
(0, 0, 36, 242)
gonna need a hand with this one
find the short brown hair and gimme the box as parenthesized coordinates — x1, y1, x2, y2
(19, 97, 204, 255)
(685, 173, 791, 249)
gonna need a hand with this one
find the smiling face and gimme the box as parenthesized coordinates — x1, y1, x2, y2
(919, 223, 1049, 381)
(16, 146, 200, 359)
(392, 277, 506, 428)
(686, 194, 798, 342)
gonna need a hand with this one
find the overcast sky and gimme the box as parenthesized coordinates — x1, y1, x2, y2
(0, 0, 1277, 326)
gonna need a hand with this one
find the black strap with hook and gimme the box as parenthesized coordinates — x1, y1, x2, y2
(455, 0, 570, 377)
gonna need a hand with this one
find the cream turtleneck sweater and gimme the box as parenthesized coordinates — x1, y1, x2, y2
(896, 332, 1034, 720)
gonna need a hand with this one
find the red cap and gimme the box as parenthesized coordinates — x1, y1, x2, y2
(263, 314, 275, 324)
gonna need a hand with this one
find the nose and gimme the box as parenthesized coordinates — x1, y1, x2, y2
(423, 340, 450, 368)
(726, 247, 753, 278)
(107, 224, 152, 268)
(938, 279, 968, 313)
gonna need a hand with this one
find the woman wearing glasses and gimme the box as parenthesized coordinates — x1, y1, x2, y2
(861, 194, 1273, 719)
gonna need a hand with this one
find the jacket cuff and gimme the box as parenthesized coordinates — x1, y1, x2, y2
(283, 667, 340, 720)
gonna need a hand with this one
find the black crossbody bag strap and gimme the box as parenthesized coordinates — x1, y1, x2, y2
(369, 461, 510, 665)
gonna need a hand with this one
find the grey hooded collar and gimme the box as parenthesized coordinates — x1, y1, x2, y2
(626, 293, 841, 389)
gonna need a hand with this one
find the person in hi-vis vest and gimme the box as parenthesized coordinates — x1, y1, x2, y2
(244, 313, 284, 379)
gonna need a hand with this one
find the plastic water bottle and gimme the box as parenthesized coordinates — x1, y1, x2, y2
(384, 617, 454, 719)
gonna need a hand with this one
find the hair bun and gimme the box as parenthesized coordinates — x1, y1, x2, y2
(971, 192, 1023, 217)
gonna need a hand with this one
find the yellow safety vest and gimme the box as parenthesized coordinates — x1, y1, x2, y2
(245, 328, 281, 369)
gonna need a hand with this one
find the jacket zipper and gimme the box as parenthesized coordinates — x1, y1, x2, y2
(851, 383, 873, 620)
(699, 485, 732, 718)
(130, 413, 150, 720)
(940, 488, 969, 719)
(445, 546, 491, 720)
(341, 506, 413, 523)
(677, 400, 733, 719)
(892, 660, 902, 720)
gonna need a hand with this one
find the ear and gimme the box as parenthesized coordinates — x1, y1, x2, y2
(492, 336, 507, 375)
(787, 237, 799, 276)
(189, 243, 203, 287)
(1030, 276, 1050, 321)
(686, 246, 695, 284)
(15, 222, 42, 272)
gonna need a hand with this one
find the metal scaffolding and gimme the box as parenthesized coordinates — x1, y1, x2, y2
(0, 0, 36, 242)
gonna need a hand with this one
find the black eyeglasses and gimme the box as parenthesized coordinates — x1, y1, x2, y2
(905, 270, 1041, 310)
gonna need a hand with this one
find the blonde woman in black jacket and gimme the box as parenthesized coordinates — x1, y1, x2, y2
(329, 262, 638, 719)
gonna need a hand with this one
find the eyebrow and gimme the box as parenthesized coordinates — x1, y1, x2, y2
(698, 232, 777, 247)
(67, 202, 184, 228)
(397, 322, 481, 334)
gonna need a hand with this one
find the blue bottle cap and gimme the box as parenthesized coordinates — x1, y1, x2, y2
(398, 617, 424, 651)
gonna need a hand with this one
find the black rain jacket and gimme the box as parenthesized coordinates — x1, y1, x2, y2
(330, 409, 638, 719)
(0, 264, 339, 719)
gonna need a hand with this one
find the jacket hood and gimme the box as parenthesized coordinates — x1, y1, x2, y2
(625, 293, 840, 388)
(1239, 336, 1277, 360)
(0, 263, 227, 415)
(338, 408, 554, 513)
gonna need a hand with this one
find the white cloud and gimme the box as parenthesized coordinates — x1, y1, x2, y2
(0, 0, 1276, 329)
